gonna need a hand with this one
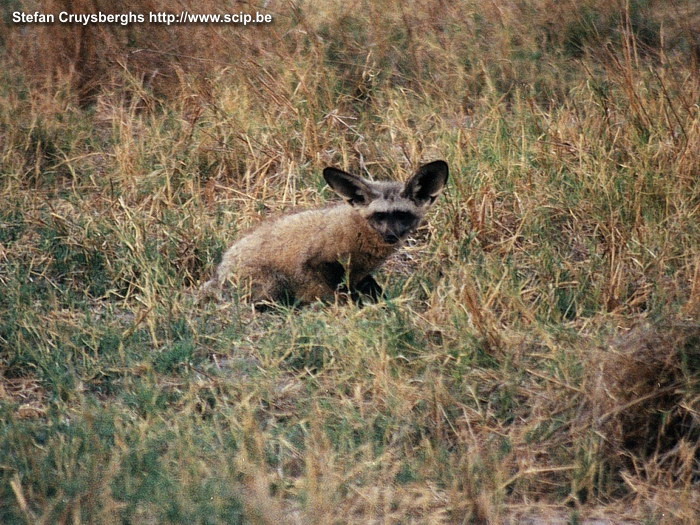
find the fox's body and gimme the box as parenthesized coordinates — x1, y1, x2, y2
(201, 161, 448, 306)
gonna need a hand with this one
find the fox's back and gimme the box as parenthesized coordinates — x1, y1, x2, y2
(222, 205, 395, 281)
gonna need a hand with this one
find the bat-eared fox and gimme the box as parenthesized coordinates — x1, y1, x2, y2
(200, 160, 448, 308)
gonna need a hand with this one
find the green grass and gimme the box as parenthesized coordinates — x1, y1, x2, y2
(1, 0, 699, 523)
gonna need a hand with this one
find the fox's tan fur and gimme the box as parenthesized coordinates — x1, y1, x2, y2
(201, 161, 448, 306)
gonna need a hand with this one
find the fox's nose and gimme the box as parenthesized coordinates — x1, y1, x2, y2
(384, 233, 400, 244)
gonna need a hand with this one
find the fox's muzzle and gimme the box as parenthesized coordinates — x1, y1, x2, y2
(383, 233, 401, 244)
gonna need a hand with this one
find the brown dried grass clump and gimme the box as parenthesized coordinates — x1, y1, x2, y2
(584, 321, 700, 487)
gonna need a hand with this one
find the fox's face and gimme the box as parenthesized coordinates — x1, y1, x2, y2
(323, 161, 448, 245)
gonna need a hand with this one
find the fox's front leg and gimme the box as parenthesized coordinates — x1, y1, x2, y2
(312, 260, 384, 304)
(352, 274, 384, 303)
(315, 261, 384, 303)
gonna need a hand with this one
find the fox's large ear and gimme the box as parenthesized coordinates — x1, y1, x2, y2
(403, 160, 448, 205)
(323, 168, 377, 206)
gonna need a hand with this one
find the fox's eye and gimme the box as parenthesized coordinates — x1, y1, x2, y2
(393, 211, 414, 224)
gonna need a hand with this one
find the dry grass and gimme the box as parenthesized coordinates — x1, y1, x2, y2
(1, 0, 699, 523)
